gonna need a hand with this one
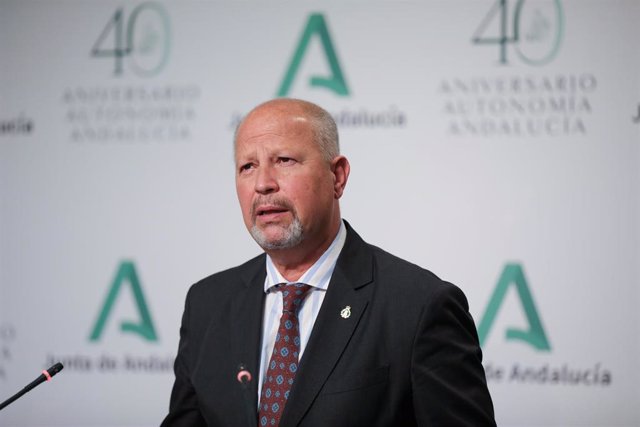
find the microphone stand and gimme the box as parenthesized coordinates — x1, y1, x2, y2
(0, 363, 64, 411)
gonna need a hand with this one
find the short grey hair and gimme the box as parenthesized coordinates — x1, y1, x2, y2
(234, 98, 340, 162)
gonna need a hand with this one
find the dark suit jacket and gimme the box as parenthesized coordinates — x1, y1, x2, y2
(161, 222, 495, 426)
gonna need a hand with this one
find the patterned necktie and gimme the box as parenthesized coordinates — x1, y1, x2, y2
(259, 283, 312, 427)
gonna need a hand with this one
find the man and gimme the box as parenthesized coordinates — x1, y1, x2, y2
(161, 98, 496, 426)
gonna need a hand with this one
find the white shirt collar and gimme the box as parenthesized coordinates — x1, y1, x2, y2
(264, 221, 347, 292)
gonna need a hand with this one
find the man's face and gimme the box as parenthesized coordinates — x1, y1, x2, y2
(234, 107, 338, 252)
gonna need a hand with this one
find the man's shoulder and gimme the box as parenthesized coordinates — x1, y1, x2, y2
(343, 221, 449, 287)
(365, 242, 468, 310)
(368, 243, 445, 285)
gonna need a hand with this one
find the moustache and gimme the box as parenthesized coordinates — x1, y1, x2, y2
(251, 197, 295, 218)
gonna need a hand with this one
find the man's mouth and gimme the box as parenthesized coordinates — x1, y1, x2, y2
(255, 206, 288, 218)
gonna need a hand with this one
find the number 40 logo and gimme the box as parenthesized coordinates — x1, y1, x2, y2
(91, 2, 171, 77)
(472, 0, 564, 65)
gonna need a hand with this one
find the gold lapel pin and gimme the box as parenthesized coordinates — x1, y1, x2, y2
(340, 306, 351, 319)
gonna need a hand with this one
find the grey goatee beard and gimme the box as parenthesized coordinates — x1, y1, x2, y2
(250, 216, 304, 250)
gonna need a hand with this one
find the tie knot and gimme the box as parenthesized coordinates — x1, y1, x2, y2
(277, 283, 312, 313)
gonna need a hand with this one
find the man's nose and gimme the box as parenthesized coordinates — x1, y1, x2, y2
(254, 165, 279, 194)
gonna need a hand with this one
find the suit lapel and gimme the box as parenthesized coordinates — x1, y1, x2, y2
(280, 223, 374, 427)
(229, 255, 266, 427)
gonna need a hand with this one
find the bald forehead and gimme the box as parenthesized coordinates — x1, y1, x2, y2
(236, 104, 310, 141)
(233, 98, 339, 162)
(242, 99, 320, 127)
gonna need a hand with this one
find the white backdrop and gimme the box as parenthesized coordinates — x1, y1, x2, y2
(1, 1, 639, 426)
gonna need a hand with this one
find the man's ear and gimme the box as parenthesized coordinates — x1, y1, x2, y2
(331, 156, 350, 199)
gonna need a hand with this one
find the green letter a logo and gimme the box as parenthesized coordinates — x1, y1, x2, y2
(477, 263, 551, 351)
(89, 261, 158, 342)
(277, 13, 349, 97)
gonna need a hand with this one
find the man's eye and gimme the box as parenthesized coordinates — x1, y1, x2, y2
(239, 163, 254, 172)
(278, 157, 295, 165)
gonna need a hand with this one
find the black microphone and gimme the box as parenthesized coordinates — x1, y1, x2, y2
(0, 362, 64, 411)
(237, 363, 256, 427)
